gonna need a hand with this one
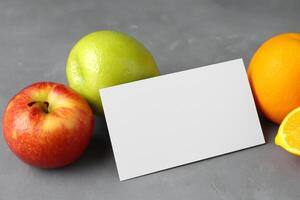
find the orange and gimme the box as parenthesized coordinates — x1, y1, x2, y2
(275, 107, 300, 155)
(248, 33, 300, 124)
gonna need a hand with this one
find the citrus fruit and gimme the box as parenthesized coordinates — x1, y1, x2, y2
(275, 107, 300, 156)
(66, 30, 160, 114)
(247, 32, 300, 124)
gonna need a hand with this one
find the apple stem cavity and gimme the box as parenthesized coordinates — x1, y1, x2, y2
(28, 101, 50, 113)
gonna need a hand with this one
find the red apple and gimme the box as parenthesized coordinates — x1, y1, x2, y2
(2, 82, 94, 168)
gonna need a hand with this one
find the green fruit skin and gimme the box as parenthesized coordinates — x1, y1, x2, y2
(66, 30, 160, 114)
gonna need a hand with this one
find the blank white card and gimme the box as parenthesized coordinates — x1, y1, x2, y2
(100, 59, 265, 181)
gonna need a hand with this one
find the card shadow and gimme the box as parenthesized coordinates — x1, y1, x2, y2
(258, 114, 277, 143)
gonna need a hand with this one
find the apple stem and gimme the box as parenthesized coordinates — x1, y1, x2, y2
(28, 101, 50, 113)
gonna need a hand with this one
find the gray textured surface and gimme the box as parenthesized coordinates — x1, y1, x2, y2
(0, 0, 300, 199)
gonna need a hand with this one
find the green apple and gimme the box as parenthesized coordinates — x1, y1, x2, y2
(66, 30, 160, 114)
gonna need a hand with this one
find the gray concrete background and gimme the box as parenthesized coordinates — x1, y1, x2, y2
(0, 0, 300, 199)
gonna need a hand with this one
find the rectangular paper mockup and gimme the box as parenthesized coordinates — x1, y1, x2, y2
(100, 59, 265, 181)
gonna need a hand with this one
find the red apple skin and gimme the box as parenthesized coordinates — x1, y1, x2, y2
(2, 82, 94, 168)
